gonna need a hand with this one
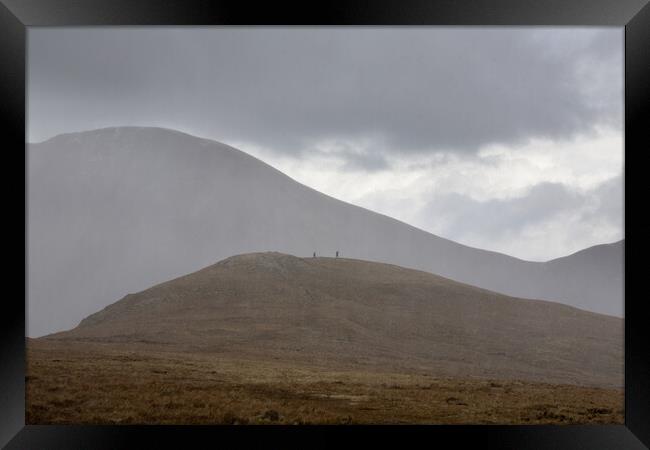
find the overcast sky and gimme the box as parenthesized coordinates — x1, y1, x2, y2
(28, 27, 623, 261)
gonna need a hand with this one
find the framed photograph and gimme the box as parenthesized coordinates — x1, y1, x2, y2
(1, 0, 648, 448)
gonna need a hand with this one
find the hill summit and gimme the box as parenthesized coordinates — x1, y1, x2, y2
(47, 252, 623, 388)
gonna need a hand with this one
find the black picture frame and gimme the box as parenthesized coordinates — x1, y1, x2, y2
(1, 1, 648, 448)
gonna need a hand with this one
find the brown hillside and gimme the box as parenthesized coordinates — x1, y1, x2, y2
(46, 253, 623, 387)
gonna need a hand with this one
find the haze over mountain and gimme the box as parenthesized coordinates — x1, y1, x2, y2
(27, 127, 624, 336)
(46, 253, 623, 387)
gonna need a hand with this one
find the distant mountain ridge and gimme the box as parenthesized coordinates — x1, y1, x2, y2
(27, 127, 623, 336)
(46, 252, 623, 388)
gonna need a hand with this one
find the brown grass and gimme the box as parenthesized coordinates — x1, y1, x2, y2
(26, 340, 623, 425)
(53, 253, 623, 389)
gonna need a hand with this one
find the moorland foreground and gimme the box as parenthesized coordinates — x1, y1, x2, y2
(27, 253, 623, 424)
(27, 339, 623, 425)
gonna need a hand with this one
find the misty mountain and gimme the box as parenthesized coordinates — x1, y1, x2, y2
(46, 253, 623, 387)
(27, 127, 623, 336)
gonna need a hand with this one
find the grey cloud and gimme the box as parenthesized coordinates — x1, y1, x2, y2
(340, 151, 390, 172)
(309, 143, 390, 172)
(29, 27, 622, 165)
(581, 174, 624, 228)
(416, 175, 623, 252)
(422, 183, 584, 239)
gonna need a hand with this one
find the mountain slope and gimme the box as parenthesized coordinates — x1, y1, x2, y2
(541, 241, 624, 314)
(27, 127, 623, 336)
(47, 253, 623, 387)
